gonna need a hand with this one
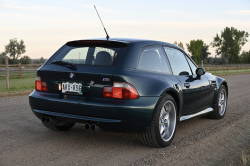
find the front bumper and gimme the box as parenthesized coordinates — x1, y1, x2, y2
(29, 90, 159, 131)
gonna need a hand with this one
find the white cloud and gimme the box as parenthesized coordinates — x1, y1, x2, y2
(226, 10, 250, 15)
(0, 0, 15, 3)
(2, 3, 57, 11)
(160, 10, 204, 19)
(160, 10, 184, 14)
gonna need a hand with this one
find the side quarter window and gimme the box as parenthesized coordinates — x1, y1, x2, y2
(137, 46, 171, 74)
(186, 57, 197, 75)
(164, 47, 192, 76)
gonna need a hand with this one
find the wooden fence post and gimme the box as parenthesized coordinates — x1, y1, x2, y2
(19, 63, 22, 79)
(5, 55, 9, 89)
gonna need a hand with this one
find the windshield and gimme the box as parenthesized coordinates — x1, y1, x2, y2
(48, 42, 127, 67)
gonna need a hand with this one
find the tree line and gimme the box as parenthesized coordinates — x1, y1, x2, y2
(1, 26, 249, 65)
(174, 26, 249, 64)
(0, 38, 46, 64)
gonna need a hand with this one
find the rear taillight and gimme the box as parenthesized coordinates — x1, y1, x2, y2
(103, 82, 139, 99)
(35, 76, 48, 92)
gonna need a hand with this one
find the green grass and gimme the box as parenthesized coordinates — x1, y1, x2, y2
(0, 75, 36, 93)
(0, 71, 36, 75)
(0, 68, 250, 94)
(206, 68, 250, 75)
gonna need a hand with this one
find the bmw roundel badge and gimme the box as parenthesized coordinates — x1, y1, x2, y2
(69, 73, 75, 79)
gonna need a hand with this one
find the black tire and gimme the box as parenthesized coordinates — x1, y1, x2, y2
(42, 121, 75, 131)
(208, 85, 227, 119)
(140, 94, 177, 147)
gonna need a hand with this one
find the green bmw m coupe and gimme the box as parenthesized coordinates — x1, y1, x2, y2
(29, 38, 228, 147)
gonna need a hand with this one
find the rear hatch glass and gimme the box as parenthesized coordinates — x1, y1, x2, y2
(47, 40, 127, 67)
(39, 40, 127, 97)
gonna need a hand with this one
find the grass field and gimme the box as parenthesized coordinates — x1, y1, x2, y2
(207, 68, 250, 75)
(0, 68, 250, 94)
(0, 75, 36, 93)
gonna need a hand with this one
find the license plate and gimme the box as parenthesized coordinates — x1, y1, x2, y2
(62, 81, 82, 95)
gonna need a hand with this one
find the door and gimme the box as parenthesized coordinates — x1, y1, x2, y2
(163, 47, 211, 115)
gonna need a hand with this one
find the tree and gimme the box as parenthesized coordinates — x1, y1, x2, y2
(240, 50, 250, 63)
(173, 41, 185, 51)
(19, 55, 32, 64)
(39, 57, 46, 63)
(4, 38, 26, 63)
(211, 27, 249, 64)
(0, 52, 6, 64)
(186, 39, 210, 64)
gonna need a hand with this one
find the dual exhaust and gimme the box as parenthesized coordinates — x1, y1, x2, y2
(41, 116, 60, 124)
(41, 116, 100, 131)
(85, 123, 100, 131)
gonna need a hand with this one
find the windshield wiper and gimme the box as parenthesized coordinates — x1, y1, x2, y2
(52, 61, 77, 69)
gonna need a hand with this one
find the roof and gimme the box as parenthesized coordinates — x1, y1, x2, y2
(68, 37, 184, 52)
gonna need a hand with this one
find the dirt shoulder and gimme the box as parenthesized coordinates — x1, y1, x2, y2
(131, 109, 250, 166)
(0, 90, 32, 98)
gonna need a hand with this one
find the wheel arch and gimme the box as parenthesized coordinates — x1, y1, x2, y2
(221, 81, 228, 97)
(159, 87, 182, 121)
(164, 90, 180, 118)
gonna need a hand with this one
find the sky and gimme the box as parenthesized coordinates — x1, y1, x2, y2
(0, 0, 250, 59)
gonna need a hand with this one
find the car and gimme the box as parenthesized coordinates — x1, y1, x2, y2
(29, 38, 228, 147)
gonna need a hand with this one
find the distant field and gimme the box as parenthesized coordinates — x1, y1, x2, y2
(0, 68, 250, 94)
(207, 68, 250, 75)
(0, 75, 35, 93)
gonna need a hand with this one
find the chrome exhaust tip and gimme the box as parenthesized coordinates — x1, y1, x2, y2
(45, 117, 51, 123)
(41, 116, 46, 122)
(90, 124, 96, 131)
(85, 123, 90, 130)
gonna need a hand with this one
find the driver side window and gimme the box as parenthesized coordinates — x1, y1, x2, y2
(164, 47, 191, 76)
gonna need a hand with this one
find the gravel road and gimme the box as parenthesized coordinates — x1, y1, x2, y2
(1, 74, 250, 166)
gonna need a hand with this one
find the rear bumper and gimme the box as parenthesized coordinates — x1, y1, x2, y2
(29, 90, 159, 131)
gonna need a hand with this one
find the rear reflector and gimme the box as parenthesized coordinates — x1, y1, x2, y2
(103, 82, 139, 99)
(35, 76, 48, 92)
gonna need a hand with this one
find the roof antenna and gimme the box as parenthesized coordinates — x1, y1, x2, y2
(94, 5, 110, 41)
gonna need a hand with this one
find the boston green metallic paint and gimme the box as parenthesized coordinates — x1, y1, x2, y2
(29, 38, 228, 132)
(29, 90, 158, 130)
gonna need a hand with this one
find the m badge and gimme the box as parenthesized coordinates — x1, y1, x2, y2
(102, 78, 110, 82)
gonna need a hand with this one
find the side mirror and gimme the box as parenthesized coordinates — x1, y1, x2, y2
(195, 68, 206, 79)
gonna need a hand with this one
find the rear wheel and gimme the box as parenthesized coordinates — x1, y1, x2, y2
(140, 94, 177, 147)
(208, 85, 227, 119)
(42, 121, 75, 131)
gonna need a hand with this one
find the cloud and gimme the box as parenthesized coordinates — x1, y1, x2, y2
(160, 10, 204, 19)
(2, 3, 57, 11)
(160, 10, 184, 14)
(226, 10, 250, 15)
(0, 0, 15, 3)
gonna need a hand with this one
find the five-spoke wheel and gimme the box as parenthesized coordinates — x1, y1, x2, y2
(159, 101, 176, 142)
(140, 94, 177, 147)
(208, 85, 228, 119)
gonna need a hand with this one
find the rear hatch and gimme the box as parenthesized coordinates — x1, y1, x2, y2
(37, 40, 128, 98)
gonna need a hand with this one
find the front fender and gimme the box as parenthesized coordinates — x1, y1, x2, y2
(214, 77, 228, 104)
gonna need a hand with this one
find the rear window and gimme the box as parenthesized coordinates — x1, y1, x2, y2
(47, 41, 127, 67)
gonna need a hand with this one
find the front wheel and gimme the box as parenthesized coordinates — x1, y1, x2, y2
(208, 85, 227, 119)
(140, 94, 177, 147)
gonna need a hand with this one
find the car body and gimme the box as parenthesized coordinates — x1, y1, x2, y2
(29, 38, 228, 147)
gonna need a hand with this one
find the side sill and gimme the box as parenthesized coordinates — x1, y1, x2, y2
(180, 107, 213, 121)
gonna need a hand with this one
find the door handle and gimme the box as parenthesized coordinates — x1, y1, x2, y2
(184, 83, 190, 88)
